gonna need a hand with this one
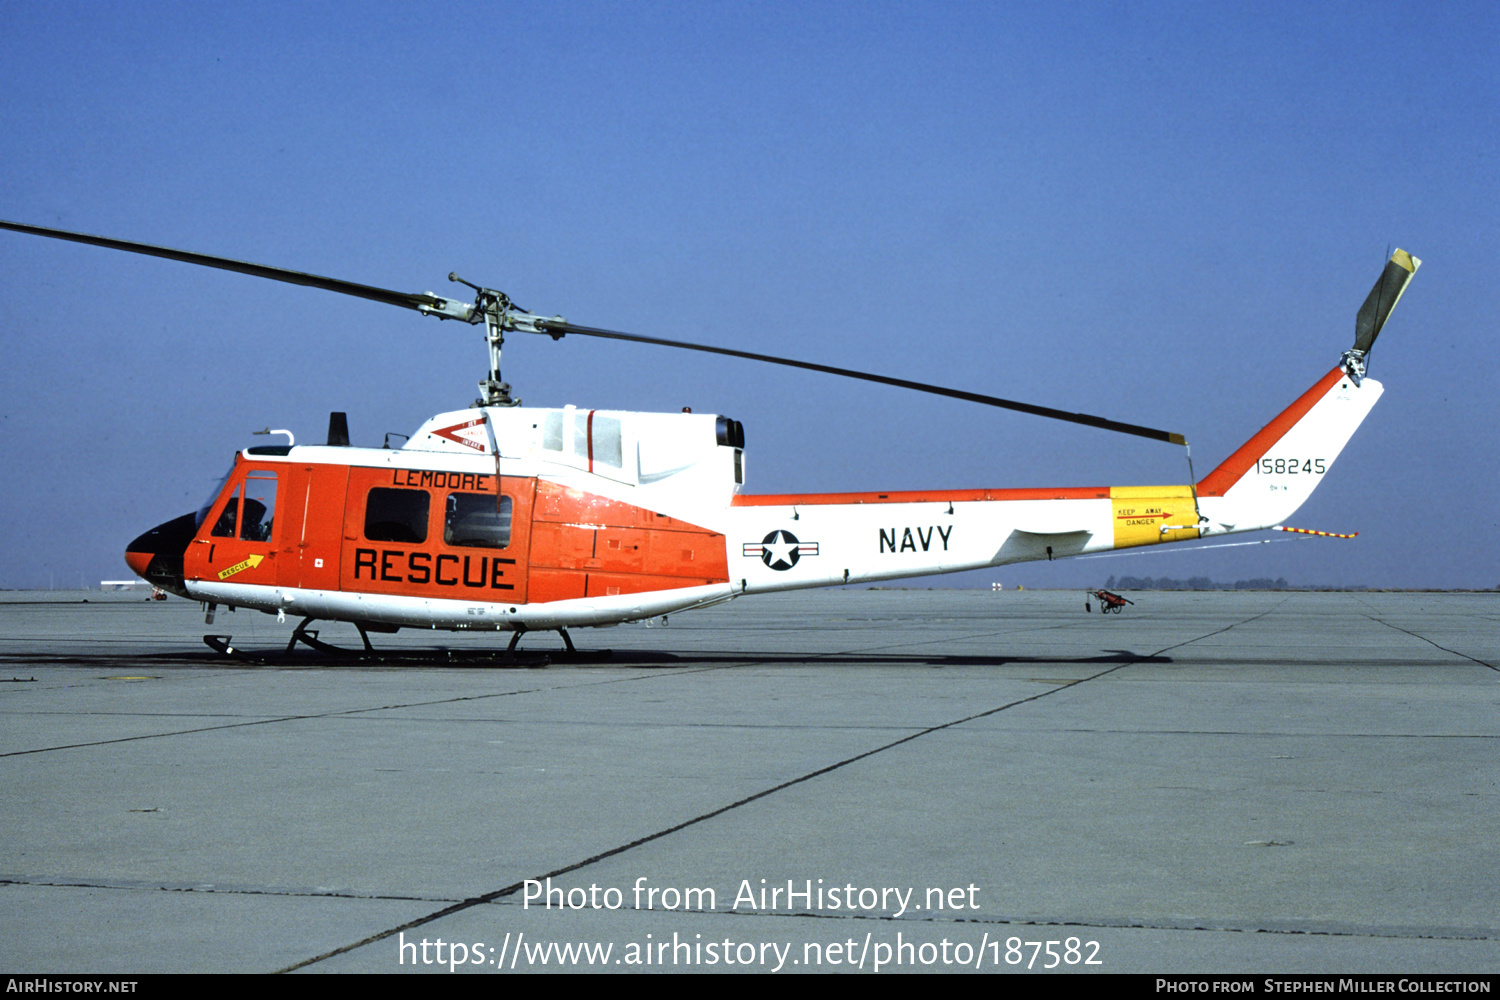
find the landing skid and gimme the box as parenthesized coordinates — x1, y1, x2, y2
(203, 634, 249, 659)
(201, 619, 611, 665)
(286, 617, 374, 655)
(507, 626, 613, 662)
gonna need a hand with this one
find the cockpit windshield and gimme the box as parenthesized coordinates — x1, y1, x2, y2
(194, 459, 238, 528)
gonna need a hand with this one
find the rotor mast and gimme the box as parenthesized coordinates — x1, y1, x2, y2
(424, 274, 565, 408)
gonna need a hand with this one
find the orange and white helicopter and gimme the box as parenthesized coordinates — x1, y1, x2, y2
(1, 221, 1419, 657)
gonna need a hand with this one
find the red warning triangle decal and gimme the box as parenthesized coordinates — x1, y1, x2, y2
(430, 418, 488, 452)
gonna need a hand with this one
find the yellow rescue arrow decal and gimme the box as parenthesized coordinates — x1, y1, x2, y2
(217, 554, 265, 580)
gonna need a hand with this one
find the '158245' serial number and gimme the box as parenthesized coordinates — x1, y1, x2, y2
(1259, 457, 1325, 475)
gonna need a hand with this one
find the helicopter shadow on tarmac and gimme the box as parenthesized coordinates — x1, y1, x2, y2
(0, 647, 1172, 670)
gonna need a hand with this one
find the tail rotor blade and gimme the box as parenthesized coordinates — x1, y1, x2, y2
(1354, 249, 1421, 354)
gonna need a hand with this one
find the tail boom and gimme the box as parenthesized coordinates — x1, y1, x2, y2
(723, 366, 1383, 592)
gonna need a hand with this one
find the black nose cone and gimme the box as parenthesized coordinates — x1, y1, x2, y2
(125, 512, 198, 597)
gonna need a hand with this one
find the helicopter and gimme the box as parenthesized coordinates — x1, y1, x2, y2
(0, 221, 1419, 657)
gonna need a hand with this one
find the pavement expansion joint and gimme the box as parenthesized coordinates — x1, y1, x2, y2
(2, 875, 451, 904)
(282, 624, 1255, 971)
(1364, 615, 1498, 671)
(7, 591, 1496, 973)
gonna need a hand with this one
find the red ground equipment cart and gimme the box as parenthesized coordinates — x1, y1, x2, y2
(1086, 589, 1134, 614)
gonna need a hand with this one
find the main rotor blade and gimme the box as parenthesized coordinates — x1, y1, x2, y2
(0, 219, 452, 315)
(2, 218, 1186, 444)
(1354, 248, 1420, 354)
(540, 320, 1187, 445)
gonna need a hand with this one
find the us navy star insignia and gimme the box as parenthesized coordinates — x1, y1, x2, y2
(743, 530, 819, 571)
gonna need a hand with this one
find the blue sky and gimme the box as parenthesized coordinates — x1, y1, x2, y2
(1, 1, 1495, 590)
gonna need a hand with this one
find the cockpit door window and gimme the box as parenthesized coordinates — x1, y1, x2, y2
(209, 470, 278, 542)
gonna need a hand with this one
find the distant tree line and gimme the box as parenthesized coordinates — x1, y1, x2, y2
(1101, 575, 1371, 591)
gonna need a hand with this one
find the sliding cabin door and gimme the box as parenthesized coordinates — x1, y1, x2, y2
(340, 467, 534, 603)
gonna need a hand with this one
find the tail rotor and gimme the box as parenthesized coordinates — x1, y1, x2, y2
(1343, 249, 1420, 383)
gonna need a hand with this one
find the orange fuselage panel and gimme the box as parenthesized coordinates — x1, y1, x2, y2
(185, 460, 729, 604)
